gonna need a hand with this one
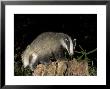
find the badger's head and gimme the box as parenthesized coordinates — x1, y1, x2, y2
(60, 35, 76, 57)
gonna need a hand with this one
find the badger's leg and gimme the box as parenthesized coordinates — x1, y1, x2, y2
(39, 55, 52, 65)
(54, 52, 65, 59)
(53, 48, 65, 59)
(29, 53, 38, 71)
(23, 59, 29, 68)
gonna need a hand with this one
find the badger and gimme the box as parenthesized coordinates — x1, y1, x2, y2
(21, 32, 76, 71)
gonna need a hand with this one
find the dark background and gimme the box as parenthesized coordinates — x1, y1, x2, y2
(14, 14, 97, 66)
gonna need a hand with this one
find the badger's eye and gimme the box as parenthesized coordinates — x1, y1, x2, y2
(65, 38, 69, 42)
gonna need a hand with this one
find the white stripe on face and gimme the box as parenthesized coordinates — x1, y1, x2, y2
(68, 37, 73, 55)
(61, 39, 68, 52)
(61, 37, 73, 55)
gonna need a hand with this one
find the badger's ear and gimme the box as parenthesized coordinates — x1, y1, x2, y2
(73, 39, 76, 50)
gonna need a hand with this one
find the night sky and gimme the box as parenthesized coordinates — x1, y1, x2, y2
(14, 14, 97, 66)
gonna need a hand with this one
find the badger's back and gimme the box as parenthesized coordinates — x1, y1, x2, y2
(22, 32, 63, 61)
(29, 32, 62, 55)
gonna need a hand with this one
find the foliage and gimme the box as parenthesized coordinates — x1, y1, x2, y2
(88, 66, 97, 76)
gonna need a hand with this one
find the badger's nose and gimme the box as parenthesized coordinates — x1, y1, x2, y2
(69, 52, 74, 56)
(69, 52, 74, 60)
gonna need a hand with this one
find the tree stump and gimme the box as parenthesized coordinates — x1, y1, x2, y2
(32, 59, 89, 76)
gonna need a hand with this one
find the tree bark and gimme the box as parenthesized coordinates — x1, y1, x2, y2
(33, 59, 89, 76)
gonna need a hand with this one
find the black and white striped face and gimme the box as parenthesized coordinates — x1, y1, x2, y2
(61, 36, 74, 56)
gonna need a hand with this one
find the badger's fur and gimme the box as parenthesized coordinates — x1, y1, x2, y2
(21, 32, 75, 70)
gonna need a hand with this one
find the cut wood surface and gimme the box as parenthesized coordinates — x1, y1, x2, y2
(33, 59, 89, 76)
